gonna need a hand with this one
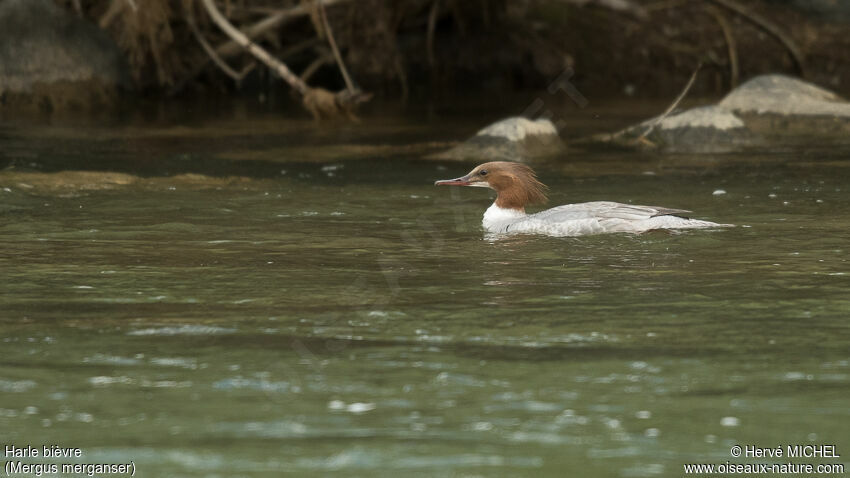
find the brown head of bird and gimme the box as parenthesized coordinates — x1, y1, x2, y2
(435, 161, 548, 212)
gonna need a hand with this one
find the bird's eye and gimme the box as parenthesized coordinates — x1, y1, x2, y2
(479, 170, 488, 176)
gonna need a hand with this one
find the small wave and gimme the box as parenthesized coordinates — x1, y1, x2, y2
(127, 325, 236, 336)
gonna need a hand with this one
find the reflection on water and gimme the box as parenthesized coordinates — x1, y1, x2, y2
(0, 113, 848, 477)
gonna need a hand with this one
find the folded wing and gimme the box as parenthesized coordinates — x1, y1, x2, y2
(529, 201, 692, 223)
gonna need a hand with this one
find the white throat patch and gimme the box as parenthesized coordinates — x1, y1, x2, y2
(482, 203, 526, 232)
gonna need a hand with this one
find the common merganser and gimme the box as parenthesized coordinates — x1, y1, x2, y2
(435, 161, 731, 236)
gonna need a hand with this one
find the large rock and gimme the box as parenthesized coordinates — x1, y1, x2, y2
(718, 74, 850, 137)
(719, 74, 850, 116)
(630, 106, 754, 153)
(0, 0, 129, 111)
(430, 117, 565, 161)
(598, 74, 850, 153)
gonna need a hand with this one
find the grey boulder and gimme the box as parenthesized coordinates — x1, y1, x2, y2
(431, 117, 565, 161)
(604, 74, 850, 152)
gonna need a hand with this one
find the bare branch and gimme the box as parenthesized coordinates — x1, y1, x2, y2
(300, 52, 334, 83)
(200, 0, 309, 94)
(238, 61, 256, 79)
(278, 37, 322, 61)
(200, 0, 369, 121)
(172, 0, 350, 96)
(426, 0, 439, 68)
(214, 0, 352, 60)
(636, 64, 701, 143)
(707, 0, 806, 76)
(317, 0, 356, 93)
(706, 5, 739, 88)
(394, 56, 409, 104)
(185, 2, 243, 82)
(98, 0, 125, 29)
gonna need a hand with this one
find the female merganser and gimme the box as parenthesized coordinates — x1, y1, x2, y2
(435, 161, 731, 236)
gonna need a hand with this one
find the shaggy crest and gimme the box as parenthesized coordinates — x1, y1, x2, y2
(435, 161, 549, 211)
(472, 162, 548, 210)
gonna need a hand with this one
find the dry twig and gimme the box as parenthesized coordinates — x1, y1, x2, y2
(300, 51, 334, 82)
(173, 0, 351, 94)
(200, 0, 370, 121)
(215, 0, 351, 59)
(394, 56, 409, 104)
(573, 66, 701, 147)
(426, 0, 439, 68)
(636, 64, 701, 143)
(706, 5, 738, 88)
(317, 0, 356, 93)
(98, 0, 124, 28)
(201, 0, 309, 94)
(185, 2, 245, 82)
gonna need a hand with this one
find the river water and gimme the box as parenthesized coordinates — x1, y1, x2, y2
(1, 107, 848, 477)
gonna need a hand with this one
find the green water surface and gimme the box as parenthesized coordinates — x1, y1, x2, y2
(0, 112, 848, 477)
